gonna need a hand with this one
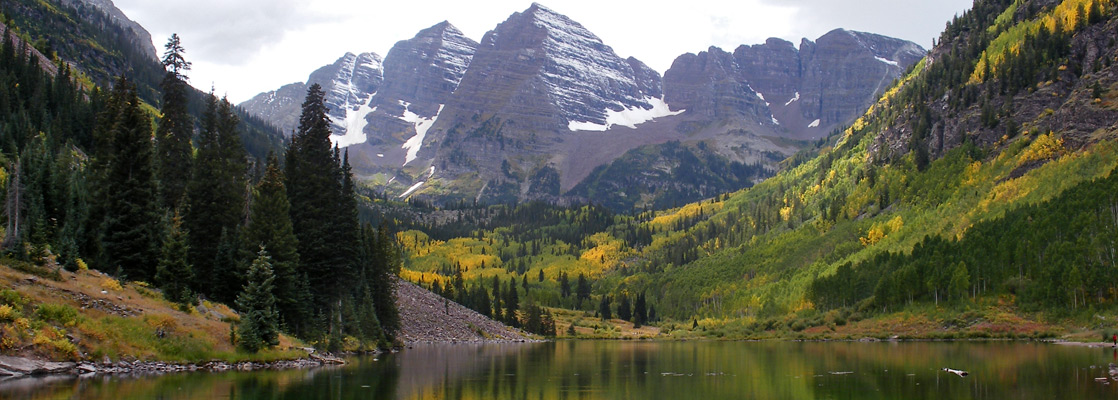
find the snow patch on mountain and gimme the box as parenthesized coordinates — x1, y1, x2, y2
(399, 181, 425, 198)
(330, 94, 377, 148)
(784, 92, 800, 106)
(808, 119, 821, 128)
(401, 103, 444, 165)
(874, 56, 899, 67)
(568, 97, 684, 131)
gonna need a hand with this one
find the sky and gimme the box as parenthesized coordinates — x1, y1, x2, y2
(114, 0, 975, 104)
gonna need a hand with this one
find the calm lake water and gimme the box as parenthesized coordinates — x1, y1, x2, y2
(3, 341, 1118, 399)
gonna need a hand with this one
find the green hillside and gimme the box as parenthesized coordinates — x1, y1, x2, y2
(388, 0, 1118, 339)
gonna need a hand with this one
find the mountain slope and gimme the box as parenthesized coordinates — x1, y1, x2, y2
(390, 0, 1118, 338)
(244, 3, 923, 211)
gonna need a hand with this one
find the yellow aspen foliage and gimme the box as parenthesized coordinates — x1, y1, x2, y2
(886, 215, 904, 232)
(1018, 132, 1064, 165)
(779, 206, 794, 222)
(860, 226, 886, 246)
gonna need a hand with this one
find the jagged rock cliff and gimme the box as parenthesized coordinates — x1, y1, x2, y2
(243, 4, 925, 210)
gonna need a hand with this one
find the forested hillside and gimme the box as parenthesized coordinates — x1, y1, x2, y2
(0, 4, 402, 358)
(0, 0, 284, 158)
(383, 0, 1118, 338)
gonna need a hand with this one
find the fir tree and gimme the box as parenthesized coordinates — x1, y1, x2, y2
(237, 247, 280, 353)
(617, 293, 631, 322)
(598, 295, 612, 320)
(244, 153, 310, 335)
(363, 224, 401, 340)
(576, 273, 591, 308)
(155, 35, 193, 209)
(99, 77, 162, 281)
(185, 94, 246, 298)
(155, 211, 194, 305)
(633, 292, 647, 328)
(286, 84, 357, 316)
(558, 272, 570, 298)
(504, 279, 519, 327)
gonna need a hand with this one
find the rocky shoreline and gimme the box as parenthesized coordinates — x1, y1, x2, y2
(0, 352, 345, 379)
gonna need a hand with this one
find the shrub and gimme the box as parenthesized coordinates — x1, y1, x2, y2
(35, 303, 80, 327)
(0, 289, 27, 308)
(32, 327, 79, 360)
(101, 278, 123, 292)
(0, 304, 18, 321)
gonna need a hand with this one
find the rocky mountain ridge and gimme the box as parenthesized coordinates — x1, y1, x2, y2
(242, 3, 924, 210)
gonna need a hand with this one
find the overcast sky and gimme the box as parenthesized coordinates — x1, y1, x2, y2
(114, 0, 974, 104)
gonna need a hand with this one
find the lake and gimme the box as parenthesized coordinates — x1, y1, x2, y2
(3, 341, 1117, 399)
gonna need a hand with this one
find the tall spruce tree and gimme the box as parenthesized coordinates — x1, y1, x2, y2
(99, 78, 162, 281)
(237, 247, 280, 353)
(244, 153, 310, 335)
(285, 84, 358, 318)
(155, 34, 193, 209)
(360, 224, 401, 339)
(185, 94, 246, 299)
(617, 293, 631, 322)
(633, 292, 647, 328)
(156, 211, 194, 305)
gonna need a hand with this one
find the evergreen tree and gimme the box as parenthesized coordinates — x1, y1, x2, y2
(524, 303, 543, 334)
(185, 94, 246, 298)
(576, 273, 591, 307)
(99, 78, 162, 281)
(558, 272, 570, 298)
(155, 211, 194, 305)
(363, 224, 401, 340)
(617, 293, 631, 322)
(633, 292, 647, 328)
(598, 295, 612, 320)
(210, 228, 242, 304)
(541, 308, 557, 337)
(237, 247, 280, 353)
(244, 153, 310, 334)
(504, 279, 519, 327)
(492, 275, 503, 318)
(155, 34, 193, 209)
(286, 84, 357, 317)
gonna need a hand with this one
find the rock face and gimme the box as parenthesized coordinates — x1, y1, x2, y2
(439, 3, 664, 131)
(241, 52, 384, 139)
(56, 0, 158, 61)
(665, 29, 925, 140)
(356, 21, 478, 163)
(242, 4, 924, 210)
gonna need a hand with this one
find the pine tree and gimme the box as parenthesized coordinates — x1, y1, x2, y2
(576, 273, 591, 308)
(237, 247, 280, 353)
(185, 94, 246, 298)
(633, 292, 647, 328)
(99, 77, 162, 281)
(155, 34, 193, 209)
(244, 153, 310, 334)
(617, 293, 631, 322)
(559, 272, 570, 298)
(598, 295, 612, 320)
(156, 211, 194, 305)
(504, 279, 519, 327)
(365, 224, 400, 340)
(286, 84, 356, 315)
